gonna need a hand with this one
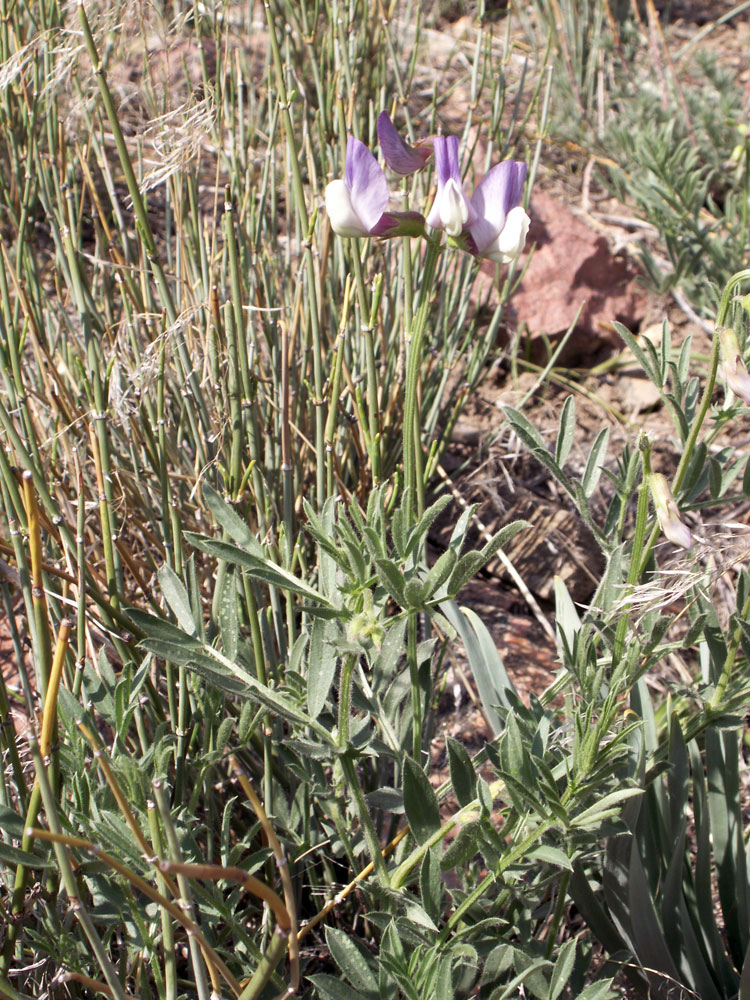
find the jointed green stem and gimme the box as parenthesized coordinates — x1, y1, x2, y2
(403, 238, 442, 525)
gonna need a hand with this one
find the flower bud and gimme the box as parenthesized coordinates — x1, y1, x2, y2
(718, 326, 750, 405)
(347, 590, 384, 650)
(649, 473, 692, 550)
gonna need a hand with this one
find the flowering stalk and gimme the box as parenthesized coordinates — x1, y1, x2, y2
(401, 238, 443, 767)
(648, 473, 692, 550)
(629, 272, 750, 582)
(402, 236, 443, 523)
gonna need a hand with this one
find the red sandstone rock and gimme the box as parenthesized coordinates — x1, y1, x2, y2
(482, 191, 647, 365)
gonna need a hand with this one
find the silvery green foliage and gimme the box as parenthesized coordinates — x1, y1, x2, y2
(123, 483, 635, 999)
(503, 280, 750, 1000)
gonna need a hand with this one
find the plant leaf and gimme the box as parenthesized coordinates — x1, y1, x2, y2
(307, 619, 338, 719)
(184, 533, 330, 605)
(555, 395, 576, 467)
(403, 756, 441, 844)
(446, 736, 476, 809)
(582, 426, 610, 498)
(158, 564, 198, 636)
(325, 927, 379, 994)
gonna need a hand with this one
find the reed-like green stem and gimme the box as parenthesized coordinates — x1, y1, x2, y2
(147, 802, 178, 1000)
(236, 926, 289, 1000)
(27, 739, 129, 1000)
(152, 780, 211, 1000)
(263, 1, 325, 506)
(402, 237, 442, 524)
(325, 275, 353, 495)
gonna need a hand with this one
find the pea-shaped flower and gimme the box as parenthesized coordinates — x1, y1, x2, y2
(426, 136, 477, 237)
(325, 136, 425, 239)
(719, 326, 750, 405)
(426, 135, 530, 263)
(468, 158, 530, 264)
(649, 473, 693, 550)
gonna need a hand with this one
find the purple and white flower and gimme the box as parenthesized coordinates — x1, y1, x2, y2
(426, 135, 530, 263)
(467, 159, 530, 263)
(426, 136, 477, 237)
(325, 136, 425, 239)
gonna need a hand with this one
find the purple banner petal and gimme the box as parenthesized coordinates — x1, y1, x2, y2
(432, 135, 462, 187)
(345, 136, 389, 234)
(377, 112, 431, 175)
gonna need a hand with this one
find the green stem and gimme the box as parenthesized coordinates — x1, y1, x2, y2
(613, 446, 650, 664)
(325, 276, 352, 496)
(403, 238, 442, 524)
(152, 780, 211, 1000)
(544, 870, 571, 958)
(146, 802, 177, 1000)
(264, 2, 325, 506)
(710, 589, 750, 711)
(351, 254, 383, 484)
(338, 654, 388, 882)
(242, 574, 274, 815)
(635, 269, 750, 580)
(0, 782, 42, 972)
(29, 740, 129, 1000)
(77, 1, 211, 453)
(236, 926, 289, 1000)
(437, 819, 553, 944)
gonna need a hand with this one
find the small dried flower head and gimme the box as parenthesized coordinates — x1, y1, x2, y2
(649, 473, 693, 550)
(718, 326, 750, 405)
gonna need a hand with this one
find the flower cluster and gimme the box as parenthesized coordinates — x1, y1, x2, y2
(325, 112, 530, 265)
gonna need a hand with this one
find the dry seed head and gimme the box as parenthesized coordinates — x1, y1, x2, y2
(603, 523, 750, 628)
(0, 29, 81, 93)
(136, 97, 217, 197)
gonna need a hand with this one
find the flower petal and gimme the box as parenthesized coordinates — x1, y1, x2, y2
(723, 358, 750, 404)
(719, 326, 750, 403)
(325, 179, 370, 237)
(434, 135, 461, 186)
(468, 160, 527, 255)
(426, 136, 476, 231)
(377, 111, 432, 175)
(480, 206, 530, 263)
(649, 473, 693, 549)
(345, 136, 389, 234)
